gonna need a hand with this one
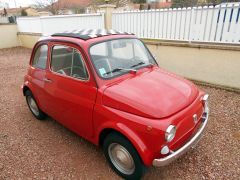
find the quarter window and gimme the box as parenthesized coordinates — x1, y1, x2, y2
(32, 44, 48, 69)
(51, 45, 89, 80)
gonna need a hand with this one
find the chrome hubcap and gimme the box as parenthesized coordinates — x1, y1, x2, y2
(27, 96, 39, 116)
(108, 143, 135, 175)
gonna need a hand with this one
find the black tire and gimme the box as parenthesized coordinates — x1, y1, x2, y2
(25, 90, 46, 120)
(103, 132, 146, 180)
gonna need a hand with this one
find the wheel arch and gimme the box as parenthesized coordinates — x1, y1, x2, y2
(98, 124, 152, 166)
(22, 83, 43, 112)
(99, 128, 116, 147)
(23, 85, 31, 96)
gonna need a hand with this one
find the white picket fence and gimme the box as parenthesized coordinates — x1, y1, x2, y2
(112, 4, 240, 43)
(16, 4, 240, 44)
(17, 13, 105, 35)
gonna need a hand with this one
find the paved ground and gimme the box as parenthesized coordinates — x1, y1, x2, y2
(0, 47, 239, 179)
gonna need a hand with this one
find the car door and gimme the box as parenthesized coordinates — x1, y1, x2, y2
(29, 43, 50, 112)
(43, 42, 97, 138)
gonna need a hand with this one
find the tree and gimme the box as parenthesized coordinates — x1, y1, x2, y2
(205, 0, 240, 6)
(205, 0, 222, 5)
(89, 0, 128, 12)
(132, 0, 146, 10)
(172, 0, 239, 8)
(33, 0, 59, 15)
(171, 0, 198, 8)
(132, 0, 146, 3)
(89, 0, 105, 12)
(90, 0, 127, 7)
(132, 0, 146, 4)
(3, 8, 7, 16)
(21, 9, 28, 16)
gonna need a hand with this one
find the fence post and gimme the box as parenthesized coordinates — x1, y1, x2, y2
(99, 4, 116, 29)
(188, 7, 195, 43)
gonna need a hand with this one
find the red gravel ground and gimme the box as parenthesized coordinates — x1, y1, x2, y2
(0, 47, 239, 179)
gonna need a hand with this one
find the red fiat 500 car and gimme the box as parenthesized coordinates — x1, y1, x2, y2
(22, 29, 209, 179)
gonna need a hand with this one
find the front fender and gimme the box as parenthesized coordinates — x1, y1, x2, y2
(22, 79, 43, 111)
(96, 121, 154, 166)
(22, 80, 31, 95)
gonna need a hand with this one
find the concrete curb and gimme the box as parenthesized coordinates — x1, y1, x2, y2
(143, 39, 240, 51)
(17, 32, 42, 36)
(189, 79, 240, 94)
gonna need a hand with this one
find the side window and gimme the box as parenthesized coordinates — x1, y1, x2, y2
(32, 44, 48, 69)
(51, 45, 89, 80)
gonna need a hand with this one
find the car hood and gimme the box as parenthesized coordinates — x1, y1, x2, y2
(102, 68, 199, 119)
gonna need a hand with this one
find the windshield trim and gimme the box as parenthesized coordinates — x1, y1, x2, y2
(88, 37, 158, 80)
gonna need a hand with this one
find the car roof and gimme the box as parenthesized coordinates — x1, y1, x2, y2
(38, 29, 136, 47)
(41, 29, 134, 41)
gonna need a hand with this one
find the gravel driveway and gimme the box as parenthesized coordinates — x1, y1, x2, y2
(0, 47, 239, 179)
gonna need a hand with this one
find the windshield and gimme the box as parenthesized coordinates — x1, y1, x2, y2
(90, 38, 156, 79)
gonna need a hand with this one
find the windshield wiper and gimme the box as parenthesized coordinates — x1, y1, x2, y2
(130, 62, 145, 68)
(131, 62, 156, 69)
(102, 61, 155, 76)
(103, 67, 137, 76)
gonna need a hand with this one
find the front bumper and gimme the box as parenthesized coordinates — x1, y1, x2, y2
(152, 98, 209, 167)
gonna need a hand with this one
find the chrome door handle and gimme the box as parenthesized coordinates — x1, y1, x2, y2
(43, 78, 52, 83)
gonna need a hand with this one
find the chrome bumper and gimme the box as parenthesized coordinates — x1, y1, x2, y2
(152, 101, 209, 167)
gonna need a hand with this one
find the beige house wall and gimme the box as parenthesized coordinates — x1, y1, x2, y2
(0, 24, 20, 49)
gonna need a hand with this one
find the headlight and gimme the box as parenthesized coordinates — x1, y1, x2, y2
(165, 125, 176, 142)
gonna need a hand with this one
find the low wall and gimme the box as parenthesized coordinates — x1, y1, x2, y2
(0, 24, 20, 49)
(145, 40, 240, 91)
(17, 33, 240, 91)
(18, 32, 41, 49)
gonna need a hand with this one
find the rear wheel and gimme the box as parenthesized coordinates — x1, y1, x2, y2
(103, 132, 146, 179)
(25, 90, 46, 120)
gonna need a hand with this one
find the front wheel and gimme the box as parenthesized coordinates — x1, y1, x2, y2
(25, 90, 46, 120)
(103, 133, 146, 179)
